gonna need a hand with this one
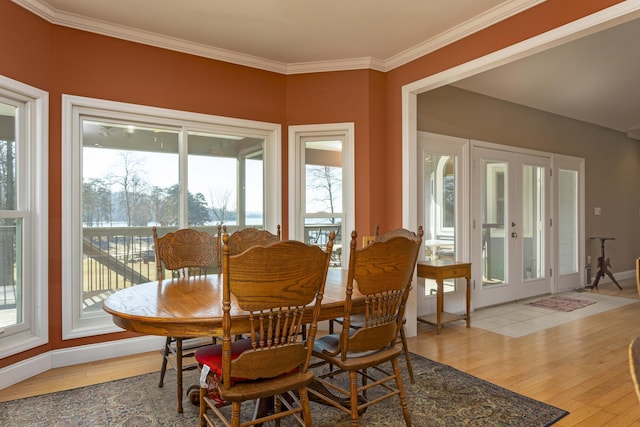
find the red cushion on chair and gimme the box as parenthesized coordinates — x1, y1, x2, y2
(194, 338, 254, 376)
(195, 338, 255, 407)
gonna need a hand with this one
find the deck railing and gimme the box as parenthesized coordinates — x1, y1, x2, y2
(80, 224, 342, 308)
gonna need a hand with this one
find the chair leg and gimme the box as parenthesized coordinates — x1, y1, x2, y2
(299, 386, 313, 427)
(392, 358, 412, 426)
(176, 338, 184, 413)
(231, 401, 242, 427)
(199, 385, 207, 427)
(399, 326, 415, 384)
(159, 336, 171, 387)
(349, 370, 360, 427)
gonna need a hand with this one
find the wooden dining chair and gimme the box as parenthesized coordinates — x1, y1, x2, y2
(329, 225, 417, 383)
(223, 225, 281, 255)
(309, 227, 423, 426)
(223, 225, 300, 341)
(153, 226, 221, 413)
(195, 231, 335, 427)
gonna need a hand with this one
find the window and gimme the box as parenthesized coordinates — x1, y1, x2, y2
(62, 95, 280, 338)
(428, 155, 455, 238)
(423, 154, 456, 293)
(288, 124, 354, 269)
(417, 132, 468, 303)
(0, 75, 48, 359)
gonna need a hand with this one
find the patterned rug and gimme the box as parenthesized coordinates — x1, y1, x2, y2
(525, 295, 596, 312)
(0, 353, 568, 427)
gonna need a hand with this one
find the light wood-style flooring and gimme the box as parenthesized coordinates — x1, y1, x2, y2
(2, 279, 640, 426)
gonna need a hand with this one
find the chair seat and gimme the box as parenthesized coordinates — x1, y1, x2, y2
(195, 338, 254, 377)
(219, 371, 314, 402)
(313, 334, 403, 370)
(196, 338, 309, 402)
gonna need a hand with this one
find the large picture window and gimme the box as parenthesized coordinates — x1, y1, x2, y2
(0, 76, 48, 359)
(63, 96, 280, 338)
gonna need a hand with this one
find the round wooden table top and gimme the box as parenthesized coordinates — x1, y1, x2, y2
(102, 269, 354, 337)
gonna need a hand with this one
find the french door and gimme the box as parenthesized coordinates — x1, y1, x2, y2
(471, 145, 551, 307)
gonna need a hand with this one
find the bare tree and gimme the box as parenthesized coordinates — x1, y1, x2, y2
(208, 187, 235, 224)
(306, 165, 342, 223)
(109, 153, 149, 227)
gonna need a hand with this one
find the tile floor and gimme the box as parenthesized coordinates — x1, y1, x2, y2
(469, 290, 636, 338)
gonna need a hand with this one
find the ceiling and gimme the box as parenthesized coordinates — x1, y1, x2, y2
(13, 0, 640, 138)
(453, 14, 640, 138)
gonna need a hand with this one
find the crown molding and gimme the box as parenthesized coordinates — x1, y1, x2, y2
(286, 57, 386, 75)
(13, 0, 289, 74)
(14, 0, 544, 75)
(384, 0, 545, 71)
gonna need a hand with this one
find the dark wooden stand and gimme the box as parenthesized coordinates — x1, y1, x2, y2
(589, 237, 622, 289)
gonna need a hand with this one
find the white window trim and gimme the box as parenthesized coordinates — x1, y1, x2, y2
(0, 75, 49, 359)
(62, 95, 281, 339)
(287, 123, 354, 268)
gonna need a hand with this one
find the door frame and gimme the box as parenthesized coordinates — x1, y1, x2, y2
(401, 3, 639, 336)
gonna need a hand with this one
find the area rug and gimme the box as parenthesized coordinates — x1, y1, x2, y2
(525, 295, 596, 312)
(0, 353, 567, 427)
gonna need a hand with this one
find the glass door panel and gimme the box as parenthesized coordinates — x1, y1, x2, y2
(522, 165, 545, 281)
(554, 155, 584, 292)
(482, 160, 506, 286)
(302, 137, 344, 267)
(558, 169, 578, 275)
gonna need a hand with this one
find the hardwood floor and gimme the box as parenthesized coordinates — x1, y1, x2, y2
(2, 279, 640, 426)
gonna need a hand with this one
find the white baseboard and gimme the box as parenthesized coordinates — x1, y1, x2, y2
(0, 335, 165, 391)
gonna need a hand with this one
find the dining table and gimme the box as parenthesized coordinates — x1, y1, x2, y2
(102, 269, 359, 338)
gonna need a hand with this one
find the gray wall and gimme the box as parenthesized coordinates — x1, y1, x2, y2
(417, 85, 640, 273)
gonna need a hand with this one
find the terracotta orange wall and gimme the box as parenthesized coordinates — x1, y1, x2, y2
(0, 0, 623, 368)
(286, 70, 387, 236)
(0, 3, 51, 89)
(365, 71, 388, 232)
